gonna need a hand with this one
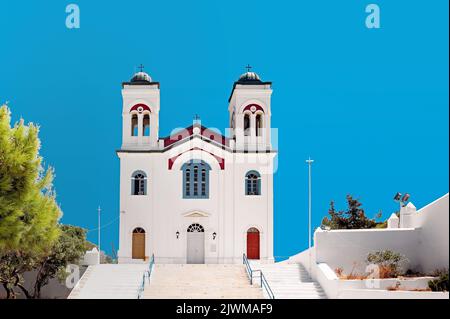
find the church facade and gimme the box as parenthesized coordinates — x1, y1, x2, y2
(117, 68, 276, 264)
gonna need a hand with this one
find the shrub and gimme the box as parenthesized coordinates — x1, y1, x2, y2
(428, 269, 449, 292)
(366, 250, 408, 278)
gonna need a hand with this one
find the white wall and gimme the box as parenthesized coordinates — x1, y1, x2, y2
(410, 193, 449, 273)
(312, 193, 449, 275)
(314, 228, 421, 274)
(0, 267, 87, 299)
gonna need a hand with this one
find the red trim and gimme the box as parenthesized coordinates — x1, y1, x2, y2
(162, 125, 230, 148)
(168, 147, 225, 170)
(243, 104, 264, 114)
(130, 104, 151, 113)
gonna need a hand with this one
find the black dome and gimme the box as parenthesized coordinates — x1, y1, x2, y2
(131, 71, 152, 83)
(238, 71, 262, 83)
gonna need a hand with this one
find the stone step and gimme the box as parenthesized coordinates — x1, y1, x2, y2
(144, 264, 263, 299)
(253, 263, 327, 299)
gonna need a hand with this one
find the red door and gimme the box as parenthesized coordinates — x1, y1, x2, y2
(247, 229, 260, 260)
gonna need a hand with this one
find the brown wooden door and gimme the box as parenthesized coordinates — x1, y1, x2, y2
(247, 230, 260, 260)
(132, 232, 145, 260)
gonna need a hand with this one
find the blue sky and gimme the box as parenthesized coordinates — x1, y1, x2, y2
(0, 1, 448, 259)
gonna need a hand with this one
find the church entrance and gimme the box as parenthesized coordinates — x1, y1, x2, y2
(132, 227, 146, 260)
(187, 223, 205, 264)
(247, 228, 260, 260)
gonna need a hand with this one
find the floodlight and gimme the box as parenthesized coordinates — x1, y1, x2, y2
(393, 192, 402, 201)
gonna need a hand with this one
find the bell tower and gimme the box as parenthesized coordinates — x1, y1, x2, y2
(121, 66, 160, 150)
(228, 66, 273, 151)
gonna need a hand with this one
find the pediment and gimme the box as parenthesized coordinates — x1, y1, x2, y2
(182, 210, 210, 218)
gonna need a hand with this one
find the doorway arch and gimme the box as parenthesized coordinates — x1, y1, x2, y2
(132, 227, 146, 260)
(246, 227, 260, 260)
(187, 223, 205, 264)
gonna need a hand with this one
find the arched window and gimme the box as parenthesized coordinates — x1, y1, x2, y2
(131, 114, 138, 136)
(143, 114, 150, 137)
(245, 171, 261, 196)
(244, 113, 251, 136)
(256, 114, 263, 137)
(182, 160, 211, 199)
(131, 171, 147, 195)
(187, 223, 205, 233)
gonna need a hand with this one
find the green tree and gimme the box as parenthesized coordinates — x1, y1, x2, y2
(1, 104, 62, 298)
(0, 104, 61, 252)
(17, 225, 87, 299)
(0, 251, 36, 299)
(321, 195, 379, 229)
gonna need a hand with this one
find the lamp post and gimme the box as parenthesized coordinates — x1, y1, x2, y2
(98, 206, 101, 264)
(306, 157, 314, 274)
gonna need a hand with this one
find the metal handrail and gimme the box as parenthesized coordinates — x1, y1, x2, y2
(260, 272, 275, 299)
(137, 273, 146, 299)
(242, 254, 275, 299)
(147, 253, 155, 283)
(243, 253, 254, 285)
(138, 254, 155, 299)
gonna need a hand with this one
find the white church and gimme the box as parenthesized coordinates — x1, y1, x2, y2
(117, 67, 276, 264)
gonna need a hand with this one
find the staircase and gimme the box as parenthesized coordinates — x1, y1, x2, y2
(255, 263, 327, 299)
(68, 264, 148, 299)
(144, 264, 263, 299)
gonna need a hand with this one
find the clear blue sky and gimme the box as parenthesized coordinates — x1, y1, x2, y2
(0, 1, 448, 259)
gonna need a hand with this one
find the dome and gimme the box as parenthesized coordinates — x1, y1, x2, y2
(238, 71, 262, 83)
(131, 71, 152, 83)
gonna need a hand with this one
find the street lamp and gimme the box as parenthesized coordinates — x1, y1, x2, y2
(305, 157, 314, 275)
(97, 206, 101, 264)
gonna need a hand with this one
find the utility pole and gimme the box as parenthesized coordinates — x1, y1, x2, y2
(306, 157, 314, 274)
(98, 206, 101, 264)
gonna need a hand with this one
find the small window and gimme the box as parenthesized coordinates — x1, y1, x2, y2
(131, 171, 147, 195)
(245, 171, 261, 196)
(244, 114, 250, 136)
(131, 114, 138, 136)
(256, 114, 263, 137)
(182, 160, 211, 199)
(143, 114, 150, 136)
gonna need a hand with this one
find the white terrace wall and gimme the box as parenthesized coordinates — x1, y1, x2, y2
(313, 193, 449, 275)
(409, 193, 449, 273)
(314, 228, 420, 274)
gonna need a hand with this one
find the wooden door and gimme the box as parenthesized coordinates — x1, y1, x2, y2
(132, 230, 145, 260)
(247, 229, 260, 260)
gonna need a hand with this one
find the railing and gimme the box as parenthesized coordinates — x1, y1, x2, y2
(147, 254, 155, 283)
(137, 254, 155, 299)
(242, 254, 275, 299)
(243, 253, 255, 285)
(259, 271, 275, 300)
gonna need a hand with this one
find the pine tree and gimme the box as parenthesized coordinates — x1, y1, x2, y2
(0, 104, 64, 298)
(0, 104, 61, 252)
(321, 195, 378, 229)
